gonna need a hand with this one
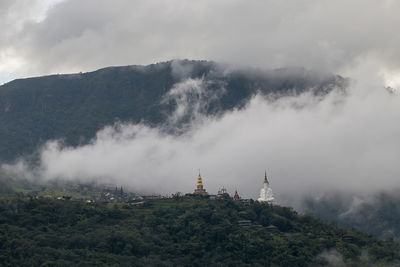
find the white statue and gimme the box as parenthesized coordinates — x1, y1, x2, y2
(258, 171, 274, 203)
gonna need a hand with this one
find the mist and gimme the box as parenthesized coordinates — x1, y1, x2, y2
(3, 61, 400, 203)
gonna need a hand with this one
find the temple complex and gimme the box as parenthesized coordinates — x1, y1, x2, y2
(257, 171, 274, 203)
(190, 170, 274, 203)
(193, 170, 208, 196)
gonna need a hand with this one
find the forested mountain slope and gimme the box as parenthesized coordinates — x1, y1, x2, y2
(0, 60, 346, 161)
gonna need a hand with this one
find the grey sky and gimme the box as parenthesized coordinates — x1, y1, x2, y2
(1, 0, 400, 86)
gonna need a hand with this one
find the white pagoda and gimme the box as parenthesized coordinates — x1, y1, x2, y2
(257, 171, 274, 203)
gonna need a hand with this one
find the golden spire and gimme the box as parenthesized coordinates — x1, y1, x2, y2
(197, 169, 203, 189)
(264, 170, 269, 184)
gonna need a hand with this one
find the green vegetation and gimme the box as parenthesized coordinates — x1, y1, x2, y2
(0, 197, 398, 266)
(0, 60, 345, 162)
(0, 173, 42, 196)
(0, 174, 134, 202)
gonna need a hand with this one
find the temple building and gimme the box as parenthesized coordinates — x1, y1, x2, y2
(233, 190, 240, 201)
(193, 170, 208, 196)
(257, 171, 274, 203)
(217, 186, 228, 197)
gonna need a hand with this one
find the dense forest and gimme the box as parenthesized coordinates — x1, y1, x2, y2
(0, 60, 346, 162)
(0, 196, 399, 266)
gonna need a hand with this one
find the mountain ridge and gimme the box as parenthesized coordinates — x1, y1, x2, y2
(0, 60, 347, 162)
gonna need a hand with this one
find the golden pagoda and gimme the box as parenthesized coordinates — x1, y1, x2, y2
(193, 170, 208, 196)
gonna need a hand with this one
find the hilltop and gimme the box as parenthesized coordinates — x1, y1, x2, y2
(0, 196, 399, 266)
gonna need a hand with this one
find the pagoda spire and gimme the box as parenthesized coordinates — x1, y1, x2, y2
(194, 169, 208, 196)
(197, 169, 203, 189)
(264, 170, 269, 184)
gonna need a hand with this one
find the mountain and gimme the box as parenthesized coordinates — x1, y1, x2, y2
(303, 192, 400, 242)
(0, 60, 346, 162)
(0, 196, 399, 266)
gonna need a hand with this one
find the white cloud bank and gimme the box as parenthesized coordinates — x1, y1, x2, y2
(3, 63, 399, 201)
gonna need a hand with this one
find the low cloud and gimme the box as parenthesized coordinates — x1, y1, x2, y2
(3, 64, 400, 201)
(315, 249, 345, 267)
(162, 77, 225, 129)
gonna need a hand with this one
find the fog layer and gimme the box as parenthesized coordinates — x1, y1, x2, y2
(3, 63, 399, 201)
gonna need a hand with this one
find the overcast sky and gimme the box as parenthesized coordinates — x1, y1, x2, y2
(1, 0, 400, 87)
